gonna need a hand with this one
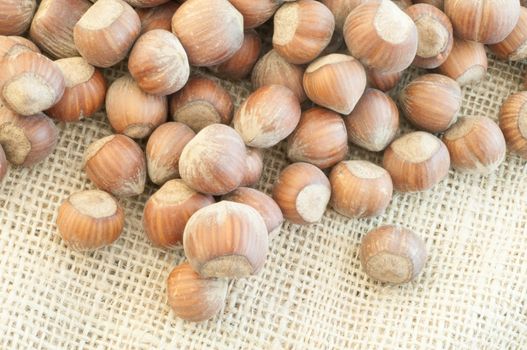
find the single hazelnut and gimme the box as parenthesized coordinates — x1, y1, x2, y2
(209, 30, 262, 81)
(0, 145, 7, 181)
(29, 0, 91, 59)
(183, 201, 269, 278)
(499, 91, 527, 159)
(0, 0, 36, 36)
(320, 0, 365, 32)
(444, 0, 520, 44)
(166, 262, 228, 322)
(56, 190, 125, 251)
(329, 160, 393, 218)
(241, 147, 264, 187)
(287, 107, 348, 169)
(169, 77, 233, 133)
(223, 187, 284, 239)
(136, 1, 179, 33)
(233, 85, 301, 148)
(125, 0, 170, 7)
(74, 0, 141, 68)
(84, 134, 146, 197)
(145, 122, 195, 185)
(172, 0, 244, 67)
(0, 50, 65, 116)
(437, 38, 488, 86)
(229, 0, 283, 29)
(0, 106, 58, 167)
(366, 68, 403, 92)
(393, 0, 413, 8)
(272, 162, 331, 225)
(405, 4, 453, 69)
(489, 7, 527, 61)
(179, 124, 246, 195)
(343, 0, 418, 73)
(143, 179, 214, 248)
(46, 57, 107, 122)
(251, 49, 307, 103)
(0, 36, 40, 59)
(106, 75, 168, 139)
(128, 29, 189, 96)
(412, 0, 444, 10)
(443, 116, 506, 174)
(344, 88, 399, 152)
(400, 74, 461, 133)
(360, 225, 427, 284)
(383, 131, 450, 192)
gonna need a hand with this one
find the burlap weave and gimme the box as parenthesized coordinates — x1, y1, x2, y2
(1, 48, 526, 349)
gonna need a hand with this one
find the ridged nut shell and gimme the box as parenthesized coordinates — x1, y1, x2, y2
(489, 7, 527, 61)
(366, 68, 403, 92)
(437, 38, 488, 86)
(0, 0, 36, 36)
(499, 91, 527, 158)
(137, 1, 179, 34)
(241, 147, 264, 187)
(229, 0, 282, 29)
(0, 145, 7, 181)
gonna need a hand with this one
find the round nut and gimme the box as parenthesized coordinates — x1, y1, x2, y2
(489, 7, 527, 61)
(366, 68, 403, 92)
(499, 91, 527, 159)
(136, 1, 179, 34)
(241, 147, 264, 187)
(229, 0, 282, 29)
(437, 38, 488, 86)
(0, 0, 36, 36)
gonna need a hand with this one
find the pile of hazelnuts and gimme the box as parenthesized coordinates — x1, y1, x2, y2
(1, 0, 527, 322)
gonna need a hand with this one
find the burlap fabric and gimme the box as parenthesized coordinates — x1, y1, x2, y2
(1, 48, 526, 348)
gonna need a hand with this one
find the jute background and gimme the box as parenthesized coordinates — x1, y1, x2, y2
(1, 48, 526, 348)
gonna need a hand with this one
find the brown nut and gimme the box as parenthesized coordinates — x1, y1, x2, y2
(169, 77, 233, 133)
(143, 179, 214, 248)
(320, 0, 365, 32)
(0, 36, 40, 59)
(344, 0, 418, 73)
(287, 107, 348, 169)
(106, 75, 167, 139)
(329, 160, 393, 218)
(366, 68, 403, 92)
(57, 190, 125, 251)
(125, 0, 170, 7)
(183, 201, 269, 278)
(128, 29, 189, 96)
(233, 85, 301, 148)
(84, 134, 146, 197)
(344, 88, 399, 152)
(0, 0, 36, 36)
(443, 116, 506, 174)
(273, 0, 335, 64)
(74, 0, 141, 68)
(166, 262, 228, 322)
(136, 1, 179, 33)
(47, 57, 107, 122)
(229, 0, 283, 29)
(360, 225, 427, 284)
(179, 124, 246, 195)
(272, 162, 331, 225)
(499, 91, 527, 159)
(400, 74, 461, 133)
(437, 38, 487, 86)
(489, 7, 527, 61)
(145, 122, 195, 185)
(241, 147, 264, 187)
(0, 145, 7, 181)
(172, 0, 243, 67)
(412, 0, 444, 10)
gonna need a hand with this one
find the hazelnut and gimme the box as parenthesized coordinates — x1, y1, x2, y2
(143, 179, 214, 248)
(169, 77, 233, 133)
(360, 225, 427, 284)
(0, 145, 7, 181)
(233, 85, 301, 148)
(172, 0, 244, 67)
(499, 91, 527, 158)
(366, 68, 403, 92)
(56, 190, 125, 251)
(128, 29, 189, 96)
(287, 107, 348, 169)
(412, 0, 444, 10)
(125, 0, 170, 7)
(46, 57, 107, 123)
(136, 1, 179, 33)
(344, 0, 418, 73)
(74, 0, 141, 68)
(241, 147, 264, 187)
(393, 0, 413, 8)
(209, 30, 262, 81)
(344, 88, 399, 152)
(229, 0, 283, 29)
(29, 0, 91, 59)
(222, 187, 284, 239)
(251, 49, 307, 103)
(405, 4, 453, 69)
(329, 160, 393, 218)
(443, 116, 506, 174)
(444, 0, 520, 44)
(437, 38, 488, 86)
(84, 134, 146, 197)
(272, 162, 331, 225)
(0, 36, 40, 59)
(320, 0, 365, 32)
(0, 49, 65, 116)
(489, 7, 527, 61)
(383, 131, 450, 192)
(273, 0, 335, 64)
(0, 0, 36, 36)
(106, 75, 167, 139)
(179, 124, 246, 195)
(183, 201, 269, 278)
(145, 122, 195, 185)
(400, 74, 462, 133)
(0, 106, 58, 167)
(166, 262, 228, 322)
(303, 54, 367, 114)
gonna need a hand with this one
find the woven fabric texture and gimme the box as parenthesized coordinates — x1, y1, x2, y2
(1, 51, 526, 349)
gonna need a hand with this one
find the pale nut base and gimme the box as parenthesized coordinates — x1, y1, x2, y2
(3, 73, 55, 115)
(365, 252, 413, 284)
(296, 184, 331, 223)
(200, 255, 254, 278)
(457, 66, 486, 86)
(173, 101, 221, 132)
